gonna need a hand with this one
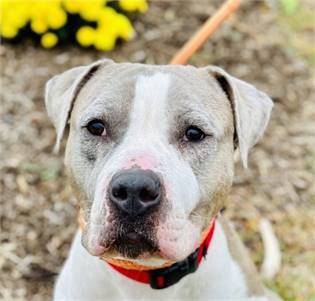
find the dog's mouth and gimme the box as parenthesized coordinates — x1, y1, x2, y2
(99, 215, 159, 259)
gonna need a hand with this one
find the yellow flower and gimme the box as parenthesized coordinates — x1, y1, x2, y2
(47, 7, 67, 29)
(97, 7, 117, 29)
(31, 18, 48, 34)
(79, 5, 100, 21)
(1, 4, 29, 29)
(78, 0, 107, 21)
(0, 0, 10, 16)
(41, 32, 58, 48)
(94, 29, 116, 51)
(29, 2, 49, 20)
(63, 0, 105, 15)
(12, 6, 29, 28)
(0, 0, 141, 49)
(0, 23, 18, 38)
(62, 0, 82, 14)
(119, 0, 148, 12)
(0, 1, 29, 38)
(115, 14, 134, 40)
(76, 26, 95, 47)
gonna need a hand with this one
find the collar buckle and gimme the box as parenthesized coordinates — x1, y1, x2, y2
(149, 248, 199, 289)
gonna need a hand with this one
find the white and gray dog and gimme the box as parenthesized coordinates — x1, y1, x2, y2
(45, 59, 282, 300)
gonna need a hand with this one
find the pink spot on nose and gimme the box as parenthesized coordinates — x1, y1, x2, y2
(123, 154, 157, 171)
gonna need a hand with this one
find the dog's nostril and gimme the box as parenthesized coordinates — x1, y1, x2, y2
(112, 186, 128, 201)
(139, 187, 159, 202)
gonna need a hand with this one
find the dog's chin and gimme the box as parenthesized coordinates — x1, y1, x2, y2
(111, 232, 158, 259)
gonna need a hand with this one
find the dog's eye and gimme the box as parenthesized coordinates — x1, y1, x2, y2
(185, 126, 205, 142)
(86, 120, 106, 136)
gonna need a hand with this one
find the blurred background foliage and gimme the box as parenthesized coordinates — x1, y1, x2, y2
(278, 0, 315, 64)
(0, 0, 148, 51)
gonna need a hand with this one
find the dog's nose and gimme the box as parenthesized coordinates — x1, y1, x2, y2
(108, 169, 162, 217)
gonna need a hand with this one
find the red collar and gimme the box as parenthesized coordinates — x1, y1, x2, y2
(105, 219, 216, 289)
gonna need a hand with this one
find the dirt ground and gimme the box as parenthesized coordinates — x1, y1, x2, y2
(1, 1, 314, 300)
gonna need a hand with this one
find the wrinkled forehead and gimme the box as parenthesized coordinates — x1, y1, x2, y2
(72, 63, 233, 133)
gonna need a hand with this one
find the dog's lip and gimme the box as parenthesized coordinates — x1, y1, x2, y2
(126, 231, 141, 241)
(123, 231, 153, 247)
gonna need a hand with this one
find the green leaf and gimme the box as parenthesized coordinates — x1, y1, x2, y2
(281, 0, 300, 15)
(23, 163, 60, 181)
(40, 167, 60, 181)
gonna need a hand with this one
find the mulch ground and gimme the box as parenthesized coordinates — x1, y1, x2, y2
(1, 1, 314, 300)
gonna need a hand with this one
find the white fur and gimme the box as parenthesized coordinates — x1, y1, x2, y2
(54, 222, 268, 301)
(127, 72, 170, 139)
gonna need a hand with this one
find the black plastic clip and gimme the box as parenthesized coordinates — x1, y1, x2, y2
(149, 248, 199, 289)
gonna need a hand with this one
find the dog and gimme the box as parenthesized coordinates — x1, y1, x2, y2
(45, 59, 282, 301)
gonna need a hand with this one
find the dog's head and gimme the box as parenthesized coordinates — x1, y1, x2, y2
(45, 59, 272, 264)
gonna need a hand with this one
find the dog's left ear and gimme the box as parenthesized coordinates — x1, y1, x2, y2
(206, 66, 273, 168)
(45, 59, 113, 153)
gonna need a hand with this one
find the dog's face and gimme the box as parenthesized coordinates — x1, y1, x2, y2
(45, 60, 272, 264)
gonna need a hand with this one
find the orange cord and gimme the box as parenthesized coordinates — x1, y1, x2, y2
(170, 0, 241, 65)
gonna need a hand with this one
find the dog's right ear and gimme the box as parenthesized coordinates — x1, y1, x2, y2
(45, 59, 113, 153)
